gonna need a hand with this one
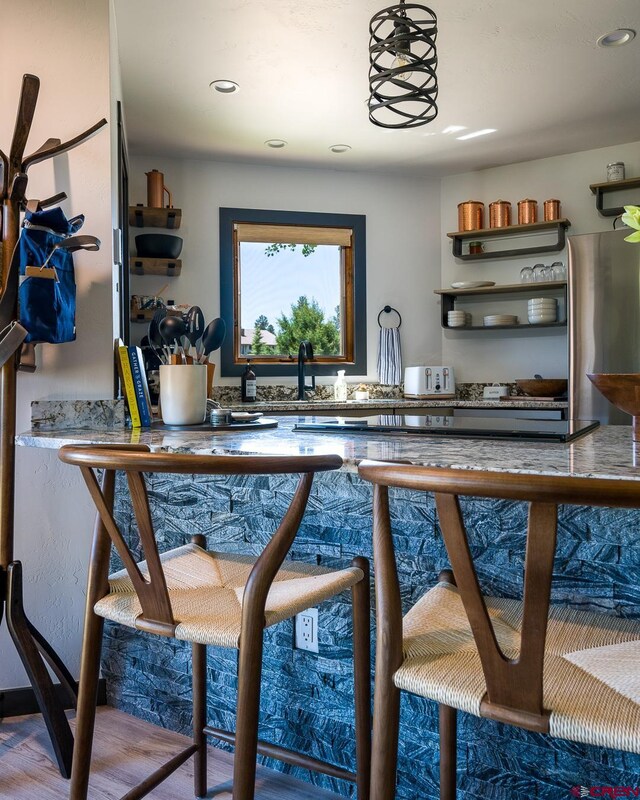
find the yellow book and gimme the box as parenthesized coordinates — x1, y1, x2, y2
(116, 341, 141, 428)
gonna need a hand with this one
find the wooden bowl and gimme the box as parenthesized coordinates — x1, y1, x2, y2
(515, 378, 567, 397)
(588, 373, 640, 439)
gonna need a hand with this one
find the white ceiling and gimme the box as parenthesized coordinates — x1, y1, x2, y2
(114, 0, 640, 177)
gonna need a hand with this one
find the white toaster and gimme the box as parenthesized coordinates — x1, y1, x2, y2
(404, 366, 456, 399)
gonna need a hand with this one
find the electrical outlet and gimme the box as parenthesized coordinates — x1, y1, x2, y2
(294, 608, 319, 653)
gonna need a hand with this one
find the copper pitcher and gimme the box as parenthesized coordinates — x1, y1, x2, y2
(146, 169, 173, 209)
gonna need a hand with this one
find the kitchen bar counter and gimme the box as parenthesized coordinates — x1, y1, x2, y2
(16, 416, 638, 481)
(18, 418, 640, 799)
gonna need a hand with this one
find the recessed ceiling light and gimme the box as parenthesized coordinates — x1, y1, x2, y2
(265, 139, 287, 148)
(456, 128, 497, 140)
(597, 28, 636, 47)
(442, 125, 466, 134)
(330, 144, 352, 154)
(209, 79, 240, 94)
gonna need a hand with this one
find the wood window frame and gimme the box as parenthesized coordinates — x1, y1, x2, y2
(220, 208, 367, 378)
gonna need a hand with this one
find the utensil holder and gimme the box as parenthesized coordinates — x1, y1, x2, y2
(160, 364, 207, 425)
(169, 354, 215, 399)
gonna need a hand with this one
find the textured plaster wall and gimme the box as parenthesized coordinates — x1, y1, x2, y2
(0, 0, 114, 688)
(127, 155, 443, 383)
(440, 139, 640, 383)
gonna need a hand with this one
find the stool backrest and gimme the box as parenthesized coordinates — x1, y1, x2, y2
(60, 445, 342, 637)
(358, 460, 640, 732)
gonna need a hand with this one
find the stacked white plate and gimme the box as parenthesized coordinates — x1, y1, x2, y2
(447, 310, 472, 327)
(528, 297, 557, 324)
(483, 314, 518, 327)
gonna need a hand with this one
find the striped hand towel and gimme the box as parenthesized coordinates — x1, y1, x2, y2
(377, 326, 402, 385)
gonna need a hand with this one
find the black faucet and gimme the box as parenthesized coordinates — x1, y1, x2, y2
(297, 340, 316, 400)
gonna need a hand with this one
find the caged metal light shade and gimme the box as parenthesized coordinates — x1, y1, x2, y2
(368, 0, 438, 129)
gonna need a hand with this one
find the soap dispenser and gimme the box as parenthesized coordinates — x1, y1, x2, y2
(334, 370, 347, 402)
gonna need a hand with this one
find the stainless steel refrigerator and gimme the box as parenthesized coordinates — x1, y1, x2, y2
(569, 228, 640, 424)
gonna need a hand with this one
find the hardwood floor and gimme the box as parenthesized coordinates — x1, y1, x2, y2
(0, 707, 342, 799)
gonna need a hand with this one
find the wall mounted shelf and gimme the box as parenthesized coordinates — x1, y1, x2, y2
(447, 219, 571, 260)
(130, 257, 182, 276)
(589, 177, 640, 218)
(434, 280, 566, 298)
(435, 280, 567, 330)
(130, 308, 156, 323)
(443, 321, 567, 331)
(128, 205, 182, 229)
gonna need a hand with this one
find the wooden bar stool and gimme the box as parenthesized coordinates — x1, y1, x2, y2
(358, 461, 640, 800)
(59, 445, 371, 800)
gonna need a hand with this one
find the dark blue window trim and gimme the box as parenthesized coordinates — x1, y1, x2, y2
(219, 207, 367, 378)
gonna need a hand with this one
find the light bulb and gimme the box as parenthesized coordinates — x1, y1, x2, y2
(392, 53, 412, 80)
(391, 18, 412, 81)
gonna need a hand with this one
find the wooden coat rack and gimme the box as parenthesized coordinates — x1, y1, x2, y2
(0, 73, 107, 778)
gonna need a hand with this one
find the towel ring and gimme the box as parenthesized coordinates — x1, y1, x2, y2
(377, 305, 402, 328)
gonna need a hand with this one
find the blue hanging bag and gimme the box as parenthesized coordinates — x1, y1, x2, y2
(18, 207, 85, 344)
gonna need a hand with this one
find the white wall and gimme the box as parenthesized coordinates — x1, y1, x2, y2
(128, 156, 442, 383)
(0, 0, 114, 688)
(440, 140, 640, 382)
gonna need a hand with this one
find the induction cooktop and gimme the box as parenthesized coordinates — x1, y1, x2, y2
(293, 414, 599, 442)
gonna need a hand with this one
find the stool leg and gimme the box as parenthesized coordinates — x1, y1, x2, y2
(70, 470, 114, 800)
(352, 557, 371, 800)
(439, 704, 457, 800)
(232, 628, 264, 800)
(192, 642, 208, 798)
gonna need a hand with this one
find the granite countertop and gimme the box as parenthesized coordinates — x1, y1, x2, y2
(220, 398, 568, 412)
(16, 416, 640, 482)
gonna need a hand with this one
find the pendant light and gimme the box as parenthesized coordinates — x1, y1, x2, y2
(368, 0, 438, 129)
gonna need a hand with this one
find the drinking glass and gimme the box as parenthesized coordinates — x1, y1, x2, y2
(520, 266, 534, 283)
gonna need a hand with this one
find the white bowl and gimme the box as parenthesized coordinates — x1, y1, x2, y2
(528, 297, 557, 304)
(528, 315, 557, 324)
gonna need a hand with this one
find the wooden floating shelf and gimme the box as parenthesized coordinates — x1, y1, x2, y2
(444, 321, 567, 331)
(130, 257, 182, 276)
(129, 205, 182, 229)
(130, 308, 156, 323)
(447, 219, 571, 261)
(435, 280, 566, 297)
(589, 177, 640, 218)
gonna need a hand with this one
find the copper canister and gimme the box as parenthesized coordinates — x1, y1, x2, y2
(517, 198, 538, 225)
(543, 198, 561, 221)
(457, 201, 484, 232)
(489, 200, 511, 228)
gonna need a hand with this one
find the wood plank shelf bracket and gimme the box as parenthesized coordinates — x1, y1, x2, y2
(447, 219, 571, 261)
(589, 177, 640, 218)
(130, 257, 182, 277)
(128, 206, 182, 229)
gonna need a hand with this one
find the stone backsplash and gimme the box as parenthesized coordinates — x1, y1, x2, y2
(211, 382, 526, 405)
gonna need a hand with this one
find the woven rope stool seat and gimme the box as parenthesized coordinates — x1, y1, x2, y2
(394, 581, 640, 753)
(96, 542, 363, 649)
(358, 460, 640, 800)
(58, 446, 371, 800)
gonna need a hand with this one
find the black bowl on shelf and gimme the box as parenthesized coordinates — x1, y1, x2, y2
(135, 234, 183, 259)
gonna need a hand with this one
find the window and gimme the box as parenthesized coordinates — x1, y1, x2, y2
(220, 208, 366, 377)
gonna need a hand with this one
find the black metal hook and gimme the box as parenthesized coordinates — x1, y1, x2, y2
(377, 305, 402, 328)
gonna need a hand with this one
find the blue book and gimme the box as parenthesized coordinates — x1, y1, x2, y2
(127, 346, 152, 427)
